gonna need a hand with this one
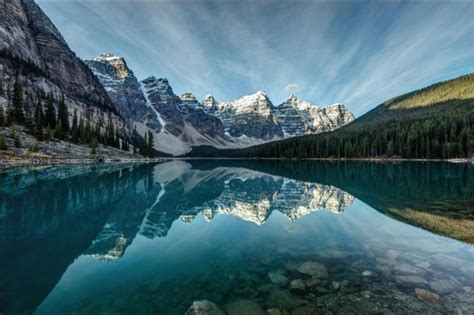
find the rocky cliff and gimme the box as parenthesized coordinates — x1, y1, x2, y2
(84, 54, 160, 132)
(200, 91, 284, 140)
(85, 54, 355, 155)
(274, 95, 355, 136)
(0, 1, 355, 158)
(0, 0, 115, 111)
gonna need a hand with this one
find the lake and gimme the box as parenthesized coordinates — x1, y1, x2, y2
(1, 161, 473, 315)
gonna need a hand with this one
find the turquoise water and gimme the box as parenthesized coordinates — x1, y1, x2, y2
(1, 161, 473, 314)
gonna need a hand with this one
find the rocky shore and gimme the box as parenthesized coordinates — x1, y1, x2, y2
(180, 247, 474, 315)
(0, 127, 172, 167)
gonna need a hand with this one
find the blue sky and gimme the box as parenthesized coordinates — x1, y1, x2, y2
(37, 0, 474, 116)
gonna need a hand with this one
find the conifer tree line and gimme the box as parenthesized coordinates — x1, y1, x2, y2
(0, 77, 155, 157)
(242, 104, 473, 159)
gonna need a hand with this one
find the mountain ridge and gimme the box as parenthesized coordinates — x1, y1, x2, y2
(185, 73, 473, 159)
(85, 53, 354, 155)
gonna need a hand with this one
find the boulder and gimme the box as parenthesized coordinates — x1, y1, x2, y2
(297, 262, 328, 278)
(429, 278, 460, 294)
(185, 300, 225, 315)
(226, 299, 265, 315)
(291, 302, 319, 315)
(415, 288, 439, 304)
(289, 279, 306, 294)
(268, 271, 288, 285)
(362, 270, 374, 277)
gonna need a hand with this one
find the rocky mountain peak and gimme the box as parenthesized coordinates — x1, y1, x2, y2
(87, 54, 132, 81)
(202, 94, 218, 109)
(141, 77, 175, 98)
(285, 95, 315, 111)
(0, 0, 114, 109)
(93, 53, 123, 62)
(234, 90, 273, 111)
(180, 92, 197, 101)
(287, 94, 299, 102)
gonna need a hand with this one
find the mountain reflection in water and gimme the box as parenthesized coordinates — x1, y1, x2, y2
(0, 161, 473, 315)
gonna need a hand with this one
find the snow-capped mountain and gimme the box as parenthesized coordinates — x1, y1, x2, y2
(85, 56, 229, 155)
(200, 91, 283, 140)
(274, 95, 355, 136)
(85, 54, 162, 133)
(85, 54, 355, 155)
(139, 76, 229, 155)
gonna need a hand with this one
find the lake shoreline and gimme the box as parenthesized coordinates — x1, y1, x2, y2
(1, 156, 472, 167)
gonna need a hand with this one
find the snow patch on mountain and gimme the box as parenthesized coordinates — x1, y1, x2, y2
(140, 81, 166, 128)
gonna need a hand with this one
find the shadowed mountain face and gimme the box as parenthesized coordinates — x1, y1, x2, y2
(0, 161, 473, 314)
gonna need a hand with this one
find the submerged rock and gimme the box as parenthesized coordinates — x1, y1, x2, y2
(415, 288, 439, 304)
(362, 270, 374, 277)
(429, 278, 460, 294)
(296, 262, 328, 278)
(305, 277, 321, 288)
(289, 279, 307, 294)
(185, 300, 225, 315)
(268, 271, 288, 285)
(291, 302, 319, 315)
(226, 299, 265, 315)
(263, 286, 305, 310)
(395, 275, 429, 287)
(393, 263, 426, 276)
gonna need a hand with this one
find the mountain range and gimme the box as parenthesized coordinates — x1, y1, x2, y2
(85, 53, 354, 155)
(187, 74, 473, 158)
(0, 0, 471, 160)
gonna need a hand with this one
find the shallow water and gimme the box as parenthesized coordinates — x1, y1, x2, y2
(1, 161, 473, 315)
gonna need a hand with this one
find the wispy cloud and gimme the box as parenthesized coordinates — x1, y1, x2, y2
(284, 83, 299, 93)
(38, 1, 474, 115)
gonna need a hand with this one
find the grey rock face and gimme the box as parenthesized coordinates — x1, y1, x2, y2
(141, 76, 185, 136)
(274, 95, 355, 136)
(200, 91, 284, 140)
(180, 92, 225, 138)
(141, 77, 225, 139)
(85, 54, 161, 131)
(0, 0, 114, 109)
(0, 0, 130, 151)
(198, 92, 354, 141)
(83, 52, 355, 153)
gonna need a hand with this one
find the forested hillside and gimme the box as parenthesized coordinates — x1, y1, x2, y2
(188, 74, 473, 159)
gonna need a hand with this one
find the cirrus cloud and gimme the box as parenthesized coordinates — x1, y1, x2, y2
(284, 83, 299, 93)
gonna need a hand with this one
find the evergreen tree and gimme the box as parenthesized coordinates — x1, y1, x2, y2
(71, 110, 79, 143)
(78, 116, 85, 143)
(11, 78, 25, 124)
(33, 99, 44, 140)
(90, 137, 98, 155)
(147, 129, 154, 157)
(12, 129, 21, 148)
(115, 126, 120, 148)
(45, 96, 56, 129)
(0, 136, 7, 150)
(142, 132, 148, 157)
(84, 119, 91, 142)
(57, 95, 69, 135)
(105, 116, 115, 146)
(0, 105, 4, 127)
(24, 103, 34, 134)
